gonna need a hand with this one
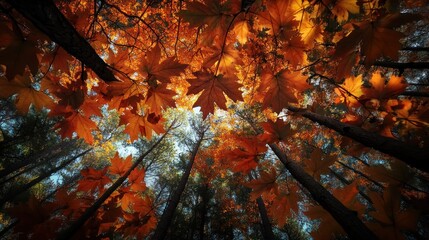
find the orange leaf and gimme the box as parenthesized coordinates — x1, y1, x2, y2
(245, 167, 278, 200)
(128, 168, 146, 192)
(109, 153, 133, 176)
(187, 71, 243, 118)
(77, 167, 111, 193)
(334, 74, 364, 107)
(56, 111, 98, 144)
(0, 73, 53, 114)
(258, 69, 310, 113)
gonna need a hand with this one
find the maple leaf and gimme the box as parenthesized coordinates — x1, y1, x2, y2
(55, 110, 98, 144)
(77, 167, 111, 193)
(109, 152, 133, 176)
(245, 167, 278, 200)
(178, 0, 235, 44)
(145, 83, 176, 115)
(362, 72, 407, 102)
(128, 168, 147, 192)
(54, 188, 86, 218)
(334, 74, 364, 107)
(0, 73, 53, 114)
(258, 69, 310, 113)
(268, 184, 300, 227)
(368, 185, 420, 240)
(0, 32, 39, 80)
(303, 148, 336, 181)
(140, 44, 188, 84)
(6, 195, 58, 238)
(334, 13, 421, 68)
(203, 43, 241, 75)
(120, 110, 165, 141)
(41, 46, 73, 73)
(224, 136, 267, 173)
(281, 35, 308, 67)
(232, 20, 250, 45)
(257, 0, 300, 39)
(259, 119, 296, 143)
(330, 0, 359, 22)
(187, 71, 243, 118)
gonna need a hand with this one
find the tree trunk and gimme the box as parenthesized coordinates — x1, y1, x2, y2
(269, 143, 377, 240)
(256, 196, 276, 240)
(0, 148, 92, 207)
(6, 0, 119, 82)
(287, 106, 429, 173)
(197, 184, 209, 240)
(56, 122, 175, 240)
(150, 130, 205, 240)
(0, 140, 77, 183)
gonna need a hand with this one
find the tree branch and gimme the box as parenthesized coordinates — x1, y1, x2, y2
(6, 0, 119, 82)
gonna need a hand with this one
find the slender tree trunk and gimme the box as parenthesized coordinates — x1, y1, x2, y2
(287, 106, 429, 173)
(269, 143, 377, 240)
(248, 172, 276, 240)
(56, 122, 175, 240)
(150, 130, 205, 240)
(256, 197, 276, 240)
(0, 140, 77, 183)
(6, 0, 119, 82)
(0, 148, 92, 206)
(197, 184, 209, 240)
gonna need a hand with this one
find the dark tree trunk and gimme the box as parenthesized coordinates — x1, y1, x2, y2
(269, 143, 377, 240)
(56, 122, 175, 240)
(0, 148, 92, 207)
(287, 106, 429, 173)
(6, 0, 119, 82)
(256, 196, 276, 240)
(151, 130, 205, 240)
(0, 140, 77, 182)
(197, 184, 209, 240)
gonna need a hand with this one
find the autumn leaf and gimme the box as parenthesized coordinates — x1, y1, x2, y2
(232, 20, 250, 44)
(202, 43, 241, 75)
(55, 110, 98, 144)
(257, 0, 300, 39)
(120, 110, 165, 141)
(245, 167, 278, 200)
(109, 153, 133, 176)
(362, 72, 407, 102)
(334, 74, 364, 107)
(140, 44, 188, 84)
(334, 13, 421, 68)
(128, 168, 147, 192)
(330, 0, 359, 22)
(77, 167, 111, 193)
(303, 148, 336, 181)
(178, 0, 235, 44)
(268, 184, 300, 227)
(259, 119, 296, 143)
(145, 83, 176, 115)
(224, 136, 267, 173)
(0, 35, 39, 80)
(368, 185, 420, 240)
(0, 73, 53, 114)
(187, 70, 243, 118)
(258, 69, 310, 113)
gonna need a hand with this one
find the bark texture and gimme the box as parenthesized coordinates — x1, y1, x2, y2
(6, 0, 119, 82)
(287, 106, 429, 173)
(150, 130, 205, 240)
(269, 144, 377, 240)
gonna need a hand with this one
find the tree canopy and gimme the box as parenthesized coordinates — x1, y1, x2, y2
(0, 0, 429, 239)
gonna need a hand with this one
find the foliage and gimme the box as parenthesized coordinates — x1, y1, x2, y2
(1, 0, 429, 239)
